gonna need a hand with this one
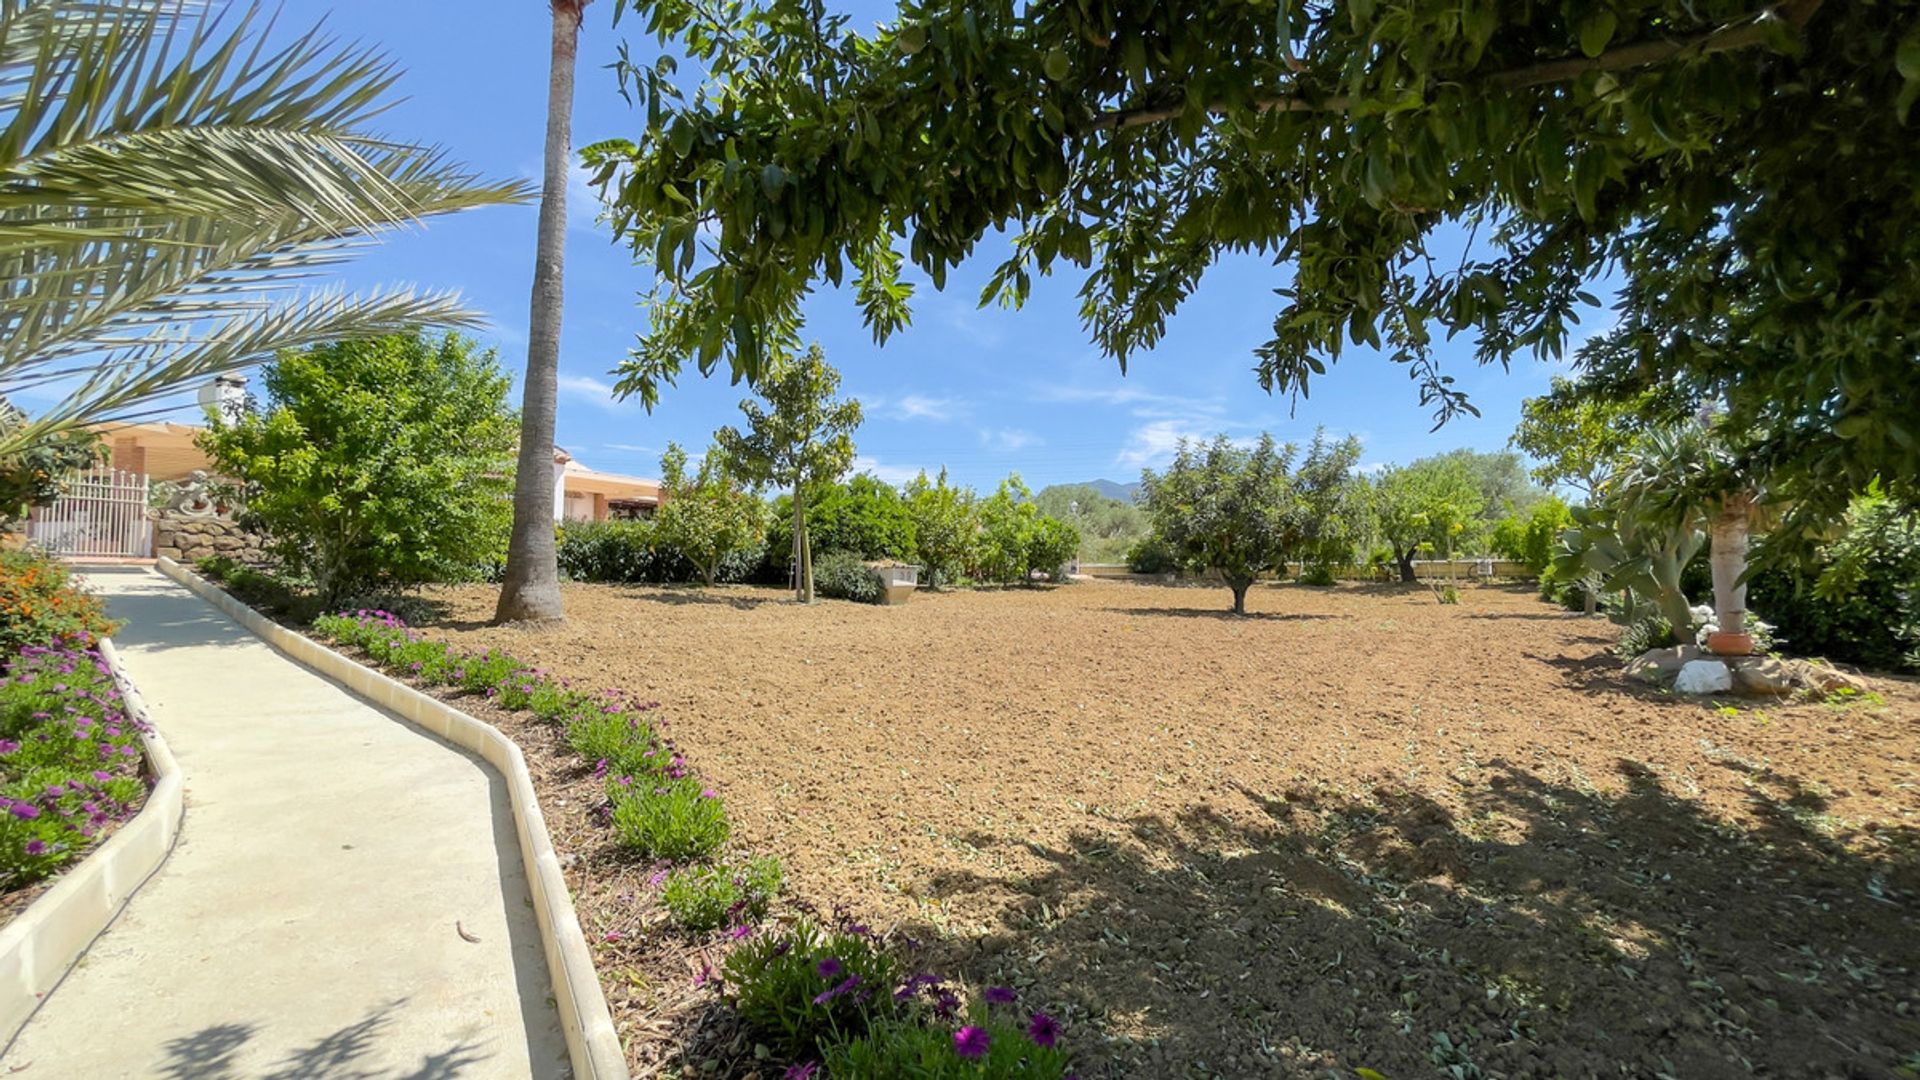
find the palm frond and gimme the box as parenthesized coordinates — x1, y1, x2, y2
(0, 0, 533, 445)
(0, 286, 486, 454)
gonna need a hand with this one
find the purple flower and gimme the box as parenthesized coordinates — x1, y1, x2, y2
(815, 957, 842, 979)
(1027, 1011, 1060, 1048)
(812, 974, 860, 1005)
(24, 840, 46, 856)
(603, 931, 624, 942)
(592, 758, 608, 779)
(0, 740, 19, 754)
(932, 989, 961, 1019)
(953, 1026, 991, 1059)
(985, 985, 1017, 1006)
(782, 1065, 818, 1080)
(91, 771, 111, 781)
(700, 788, 716, 799)
(729, 924, 754, 941)
(9, 802, 40, 821)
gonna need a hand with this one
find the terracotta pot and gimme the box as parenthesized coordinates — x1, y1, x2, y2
(1706, 631, 1755, 657)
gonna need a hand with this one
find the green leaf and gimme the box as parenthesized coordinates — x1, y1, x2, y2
(1898, 24, 1920, 83)
(1044, 47, 1070, 82)
(895, 24, 927, 55)
(1579, 11, 1617, 58)
(760, 163, 786, 198)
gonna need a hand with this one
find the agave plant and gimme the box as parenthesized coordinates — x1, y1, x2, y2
(0, 0, 530, 456)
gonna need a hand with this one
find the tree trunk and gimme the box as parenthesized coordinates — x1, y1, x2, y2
(792, 485, 814, 603)
(494, 1, 587, 624)
(1395, 546, 1417, 583)
(1708, 493, 1752, 638)
(1582, 572, 1599, 616)
(1229, 576, 1251, 615)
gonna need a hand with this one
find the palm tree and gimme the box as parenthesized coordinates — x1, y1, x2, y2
(0, 0, 528, 456)
(494, 0, 591, 624)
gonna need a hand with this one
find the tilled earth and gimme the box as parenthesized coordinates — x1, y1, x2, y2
(416, 578, 1920, 1079)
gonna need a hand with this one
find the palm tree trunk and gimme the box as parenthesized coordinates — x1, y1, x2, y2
(1708, 493, 1752, 639)
(495, 0, 588, 624)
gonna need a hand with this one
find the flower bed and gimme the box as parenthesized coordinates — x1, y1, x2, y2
(0, 550, 147, 918)
(309, 608, 1076, 1078)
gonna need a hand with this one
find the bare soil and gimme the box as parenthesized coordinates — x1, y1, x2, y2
(414, 578, 1920, 1079)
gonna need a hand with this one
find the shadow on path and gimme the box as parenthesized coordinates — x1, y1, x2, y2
(159, 1002, 489, 1080)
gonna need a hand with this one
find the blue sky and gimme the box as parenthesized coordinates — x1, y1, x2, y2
(215, 2, 1599, 491)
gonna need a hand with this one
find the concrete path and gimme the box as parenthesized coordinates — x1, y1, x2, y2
(2, 567, 569, 1079)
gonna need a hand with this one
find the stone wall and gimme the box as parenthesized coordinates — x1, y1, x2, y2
(151, 509, 268, 566)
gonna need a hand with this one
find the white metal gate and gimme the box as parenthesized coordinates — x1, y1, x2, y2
(27, 468, 152, 558)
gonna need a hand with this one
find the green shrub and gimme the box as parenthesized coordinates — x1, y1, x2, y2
(769, 474, 917, 568)
(610, 777, 729, 860)
(1299, 563, 1337, 586)
(566, 706, 665, 778)
(813, 550, 884, 604)
(1749, 495, 1920, 673)
(1025, 516, 1080, 581)
(1125, 534, 1182, 575)
(722, 916, 901, 1059)
(823, 1012, 1074, 1079)
(660, 856, 782, 932)
(0, 548, 117, 652)
(0, 644, 149, 890)
(558, 517, 767, 585)
(1615, 613, 1676, 658)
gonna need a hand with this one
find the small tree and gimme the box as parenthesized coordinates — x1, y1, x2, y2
(1373, 458, 1485, 583)
(1489, 495, 1575, 576)
(199, 332, 516, 606)
(1283, 429, 1366, 576)
(1025, 515, 1081, 582)
(654, 442, 766, 587)
(713, 345, 861, 603)
(904, 469, 975, 588)
(1141, 435, 1295, 615)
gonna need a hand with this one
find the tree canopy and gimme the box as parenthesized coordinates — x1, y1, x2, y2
(590, 0, 1918, 519)
(712, 344, 862, 601)
(655, 441, 767, 586)
(1140, 434, 1294, 614)
(1373, 457, 1486, 581)
(198, 332, 518, 606)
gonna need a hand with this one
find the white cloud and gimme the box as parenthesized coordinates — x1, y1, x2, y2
(603, 443, 658, 455)
(1033, 382, 1227, 418)
(893, 394, 964, 422)
(557, 373, 615, 398)
(1115, 420, 1257, 470)
(860, 392, 967, 423)
(978, 428, 1040, 452)
(850, 455, 923, 486)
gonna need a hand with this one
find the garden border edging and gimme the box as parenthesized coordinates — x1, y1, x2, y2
(0, 639, 185, 1046)
(156, 557, 628, 1080)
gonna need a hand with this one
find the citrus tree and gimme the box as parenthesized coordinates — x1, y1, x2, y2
(198, 333, 518, 607)
(710, 345, 861, 602)
(655, 442, 766, 586)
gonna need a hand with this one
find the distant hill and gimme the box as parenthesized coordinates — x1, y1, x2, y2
(1081, 479, 1140, 503)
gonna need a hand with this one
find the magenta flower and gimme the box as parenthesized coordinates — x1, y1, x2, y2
(729, 924, 754, 941)
(9, 802, 40, 820)
(603, 931, 624, 942)
(1027, 1011, 1060, 1048)
(592, 758, 608, 779)
(24, 840, 46, 856)
(700, 788, 716, 799)
(815, 957, 842, 979)
(953, 1026, 990, 1059)
(782, 1065, 818, 1080)
(985, 985, 1017, 1005)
